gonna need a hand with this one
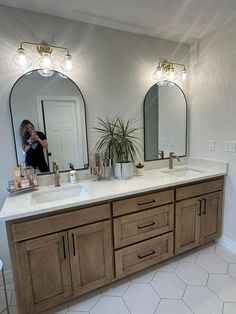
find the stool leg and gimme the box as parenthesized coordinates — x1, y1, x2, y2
(1, 268, 10, 314)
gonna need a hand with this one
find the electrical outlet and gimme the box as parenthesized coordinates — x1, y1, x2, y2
(208, 140, 215, 151)
(224, 140, 236, 152)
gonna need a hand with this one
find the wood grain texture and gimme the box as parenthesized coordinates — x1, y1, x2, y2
(112, 189, 174, 217)
(69, 220, 114, 296)
(115, 232, 173, 278)
(114, 204, 174, 248)
(175, 197, 201, 255)
(176, 178, 224, 200)
(12, 203, 110, 242)
(200, 191, 223, 244)
(14, 231, 71, 313)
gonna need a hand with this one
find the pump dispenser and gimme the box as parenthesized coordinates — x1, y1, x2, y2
(68, 163, 77, 184)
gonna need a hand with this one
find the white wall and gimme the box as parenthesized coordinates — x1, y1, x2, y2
(190, 18, 236, 244)
(0, 5, 189, 271)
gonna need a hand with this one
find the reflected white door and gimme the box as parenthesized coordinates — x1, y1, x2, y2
(43, 100, 80, 170)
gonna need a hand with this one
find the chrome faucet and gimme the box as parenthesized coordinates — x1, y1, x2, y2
(52, 162, 60, 187)
(169, 152, 181, 169)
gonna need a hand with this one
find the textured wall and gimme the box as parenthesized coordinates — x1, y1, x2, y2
(0, 5, 189, 270)
(190, 18, 236, 243)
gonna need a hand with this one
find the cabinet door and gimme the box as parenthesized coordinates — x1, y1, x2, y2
(69, 220, 113, 296)
(15, 232, 72, 314)
(200, 191, 223, 244)
(175, 197, 201, 255)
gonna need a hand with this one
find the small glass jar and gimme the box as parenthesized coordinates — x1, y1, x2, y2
(8, 179, 17, 192)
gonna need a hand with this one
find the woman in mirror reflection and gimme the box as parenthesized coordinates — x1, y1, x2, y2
(19, 120, 49, 173)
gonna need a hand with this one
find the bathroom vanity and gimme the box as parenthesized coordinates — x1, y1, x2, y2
(0, 162, 227, 313)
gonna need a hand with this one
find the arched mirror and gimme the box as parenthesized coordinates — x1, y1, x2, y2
(144, 81, 187, 161)
(10, 70, 88, 174)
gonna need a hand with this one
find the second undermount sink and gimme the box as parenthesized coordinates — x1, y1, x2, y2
(162, 167, 205, 177)
(32, 185, 89, 204)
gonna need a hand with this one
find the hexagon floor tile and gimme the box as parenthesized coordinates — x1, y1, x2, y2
(151, 272, 186, 299)
(90, 296, 130, 314)
(208, 274, 236, 302)
(175, 262, 208, 285)
(228, 263, 236, 280)
(155, 299, 193, 314)
(223, 302, 236, 314)
(101, 278, 130, 296)
(123, 283, 160, 314)
(215, 245, 236, 263)
(68, 290, 101, 311)
(196, 253, 228, 273)
(5, 241, 236, 314)
(183, 286, 223, 314)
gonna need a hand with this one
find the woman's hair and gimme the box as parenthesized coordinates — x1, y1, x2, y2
(19, 119, 34, 147)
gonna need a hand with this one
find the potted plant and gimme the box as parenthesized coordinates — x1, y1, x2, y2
(94, 117, 141, 179)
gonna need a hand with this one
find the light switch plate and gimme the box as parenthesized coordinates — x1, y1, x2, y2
(208, 140, 215, 151)
(224, 140, 236, 152)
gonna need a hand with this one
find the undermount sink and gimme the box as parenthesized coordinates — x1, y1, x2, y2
(162, 167, 205, 177)
(32, 185, 88, 204)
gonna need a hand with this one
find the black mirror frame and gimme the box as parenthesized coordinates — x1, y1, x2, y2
(143, 80, 188, 161)
(9, 69, 89, 175)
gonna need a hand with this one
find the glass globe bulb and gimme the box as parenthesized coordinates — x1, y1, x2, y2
(167, 68, 176, 81)
(152, 66, 163, 81)
(12, 48, 32, 68)
(180, 69, 187, 81)
(61, 54, 74, 72)
(39, 52, 54, 69)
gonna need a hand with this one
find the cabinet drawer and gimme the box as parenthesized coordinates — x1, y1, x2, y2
(115, 232, 173, 278)
(176, 178, 224, 201)
(12, 203, 110, 242)
(112, 190, 173, 217)
(114, 204, 174, 248)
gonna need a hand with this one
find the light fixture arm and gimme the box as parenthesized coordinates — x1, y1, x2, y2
(19, 41, 70, 55)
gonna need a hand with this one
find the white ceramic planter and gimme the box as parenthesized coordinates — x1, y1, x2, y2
(114, 162, 134, 180)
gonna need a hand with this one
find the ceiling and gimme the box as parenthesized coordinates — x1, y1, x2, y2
(1, 0, 236, 44)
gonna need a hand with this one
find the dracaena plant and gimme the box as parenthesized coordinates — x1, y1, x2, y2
(94, 117, 141, 163)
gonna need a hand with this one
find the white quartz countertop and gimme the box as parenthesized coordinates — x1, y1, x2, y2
(0, 159, 228, 222)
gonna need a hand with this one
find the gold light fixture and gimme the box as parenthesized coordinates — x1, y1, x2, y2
(153, 60, 187, 84)
(12, 41, 75, 77)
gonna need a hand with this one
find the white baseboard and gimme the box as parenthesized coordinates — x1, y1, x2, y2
(216, 235, 236, 254)
(0, 268, 13, 287)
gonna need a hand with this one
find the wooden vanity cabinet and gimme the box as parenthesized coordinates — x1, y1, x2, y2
(69, 220, 113, 296)
(14, 231, 72, 314)
(8, 203, 113, 314)
(7, 177, 224, 313)
(175, 179, 223, 255)
(113, 189, 175, 278)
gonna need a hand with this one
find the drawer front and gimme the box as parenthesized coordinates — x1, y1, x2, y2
(112, 190, 174, 217)
(114, 204, 174, 248)
(12, 203, 110, 242)
(115, 232, 173, 278)
(176, 178, 224, 201)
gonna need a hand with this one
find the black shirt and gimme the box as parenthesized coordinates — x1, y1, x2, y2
(25, 131, 49, 172)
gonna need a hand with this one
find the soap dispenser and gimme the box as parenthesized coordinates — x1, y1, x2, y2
(68, 163, 77, 184)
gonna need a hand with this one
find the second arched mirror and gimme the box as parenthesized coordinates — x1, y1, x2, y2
(144, 81, 187, 161)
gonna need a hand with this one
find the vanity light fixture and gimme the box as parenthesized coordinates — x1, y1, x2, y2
(153, 60, 187, 84)
(12, 41, 74, 77)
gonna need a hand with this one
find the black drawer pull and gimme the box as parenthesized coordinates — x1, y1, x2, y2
(137, 221, 155, 229)
(138, 250, 155, 259)
(137, 200, 156, 206)
(72, 233, 76, 256)
(202, 198, 207, 215)
(62, 235, 66, 259)
(198, 200, 201, 216)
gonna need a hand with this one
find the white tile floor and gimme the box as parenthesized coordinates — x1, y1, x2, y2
(1, 242, 236, 314)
